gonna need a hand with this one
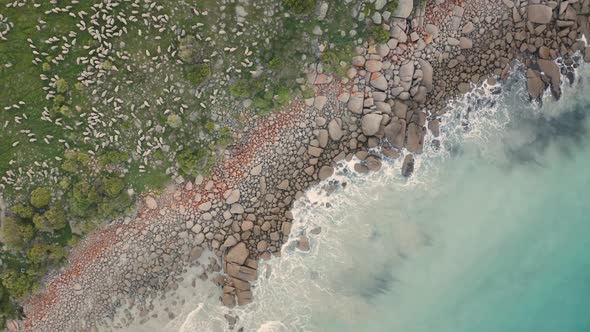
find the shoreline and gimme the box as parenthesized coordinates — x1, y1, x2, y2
(18, 0, 590, 331)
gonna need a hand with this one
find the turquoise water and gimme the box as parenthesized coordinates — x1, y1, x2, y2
(119, 64, 590, 332)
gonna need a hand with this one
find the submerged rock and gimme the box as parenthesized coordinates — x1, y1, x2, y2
(402, 155, 415, 178)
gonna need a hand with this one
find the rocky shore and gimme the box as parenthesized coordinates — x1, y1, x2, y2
(16, 0, 590, 331)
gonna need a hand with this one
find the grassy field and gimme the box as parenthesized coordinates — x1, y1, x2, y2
(0, 0, 375, 326)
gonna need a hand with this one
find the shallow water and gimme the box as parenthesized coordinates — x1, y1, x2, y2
(117, 62, 590, 332)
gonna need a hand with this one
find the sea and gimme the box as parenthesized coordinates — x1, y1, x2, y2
(116, 58, 590, 332)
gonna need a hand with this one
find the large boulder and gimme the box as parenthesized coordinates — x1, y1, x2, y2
(361, 114, 383, 136)
(401, 154, 415, 177)
(399, 61, 415, 81)
(318, 166, 334, 181)
(225, 242, 249, 265)
(347, 95, 364, 114)
(406, 123, 424, 153)
(418, 59, 433, 91)
(393, 0, 413, 18)
(526, 69, 545, 100)
(328, 119, 343, 141)
(527, 4, 553, 24)
(537, 60, 561, 98)
(370, 73, 388, 91)
(384, 118, 406, 148)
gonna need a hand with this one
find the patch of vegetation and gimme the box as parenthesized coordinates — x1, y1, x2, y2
(371, 25, 390, 44)
(177, 148, 209, 177)
(282, 0, 317, 14)
(184, 63, 211, 86)
(389, 0, 400, 13)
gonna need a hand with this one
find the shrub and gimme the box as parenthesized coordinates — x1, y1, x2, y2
(372, 25, 390, 44)
(1, 217, 34, 248)
(282, 0, 316, 14)
(30, 187, 51, 209)
(32, 206, 67, 232)
(27, 244, 66, 266)
(177, 148, 208, 177)
(102, 177, 125, 198)
(55, 78, 69, 93)
(10, 204, 33, 219)
(388, 0, 399, 12)
(1, 271, 36, 299)
(69, 181, 100, 217)
(166, 114, 182, 128)
(98, 192, 131, 218)
(99, 151, 128, 166)
(102, 60, 112, 71)
(184, 63, 211, 86)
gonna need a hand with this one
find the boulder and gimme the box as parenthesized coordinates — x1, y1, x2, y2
(250, 164, 262, 176)
(370, 73, 388, 90)
(428, 119, 440, 137)
(406, 123, 424, 153)
(424, 24, 439, 38)
(366, 156, 382, 172)
(318, 129, 329, 148)
(257, 240, 268, 252)
(318, 166, 335, 181)
(399, 61, 415, 81)
(459, 37, 472, 49)
(365, 60, 383, 72)
(145, 196, 157, 210)
(225, 189, 240, 205)
(225, 242, 249, 265)
(230, 203, 244, 214)
(222, 236, 238, 248)
(361, 114, 383, 136)
(297, 236, 310, 251)
(352, 56, 366, 67)
(384, 118, 406, 148)
(328, 119, 343, 141)
(347, 95, 364, 114)
(528, 4, 553, 24)
(222, 294, 236, 308)
(526, 69, 545, 100)
(458, 82, 471, 94)
(418, 59, 433, 91)
(585, 47, 590, 63)
(462, 22, 474, 34)
(538, 46, 552, 59)
(537, 60, 561, 98)
(401, 154, 415, 177)
(313, 95, 327, 110)
(236, 289, 253, 306)
(393, 0, 413, 18)
(198, 201, 212, 211)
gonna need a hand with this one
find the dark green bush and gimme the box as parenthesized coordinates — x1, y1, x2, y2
(282, 0, 317, 14)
